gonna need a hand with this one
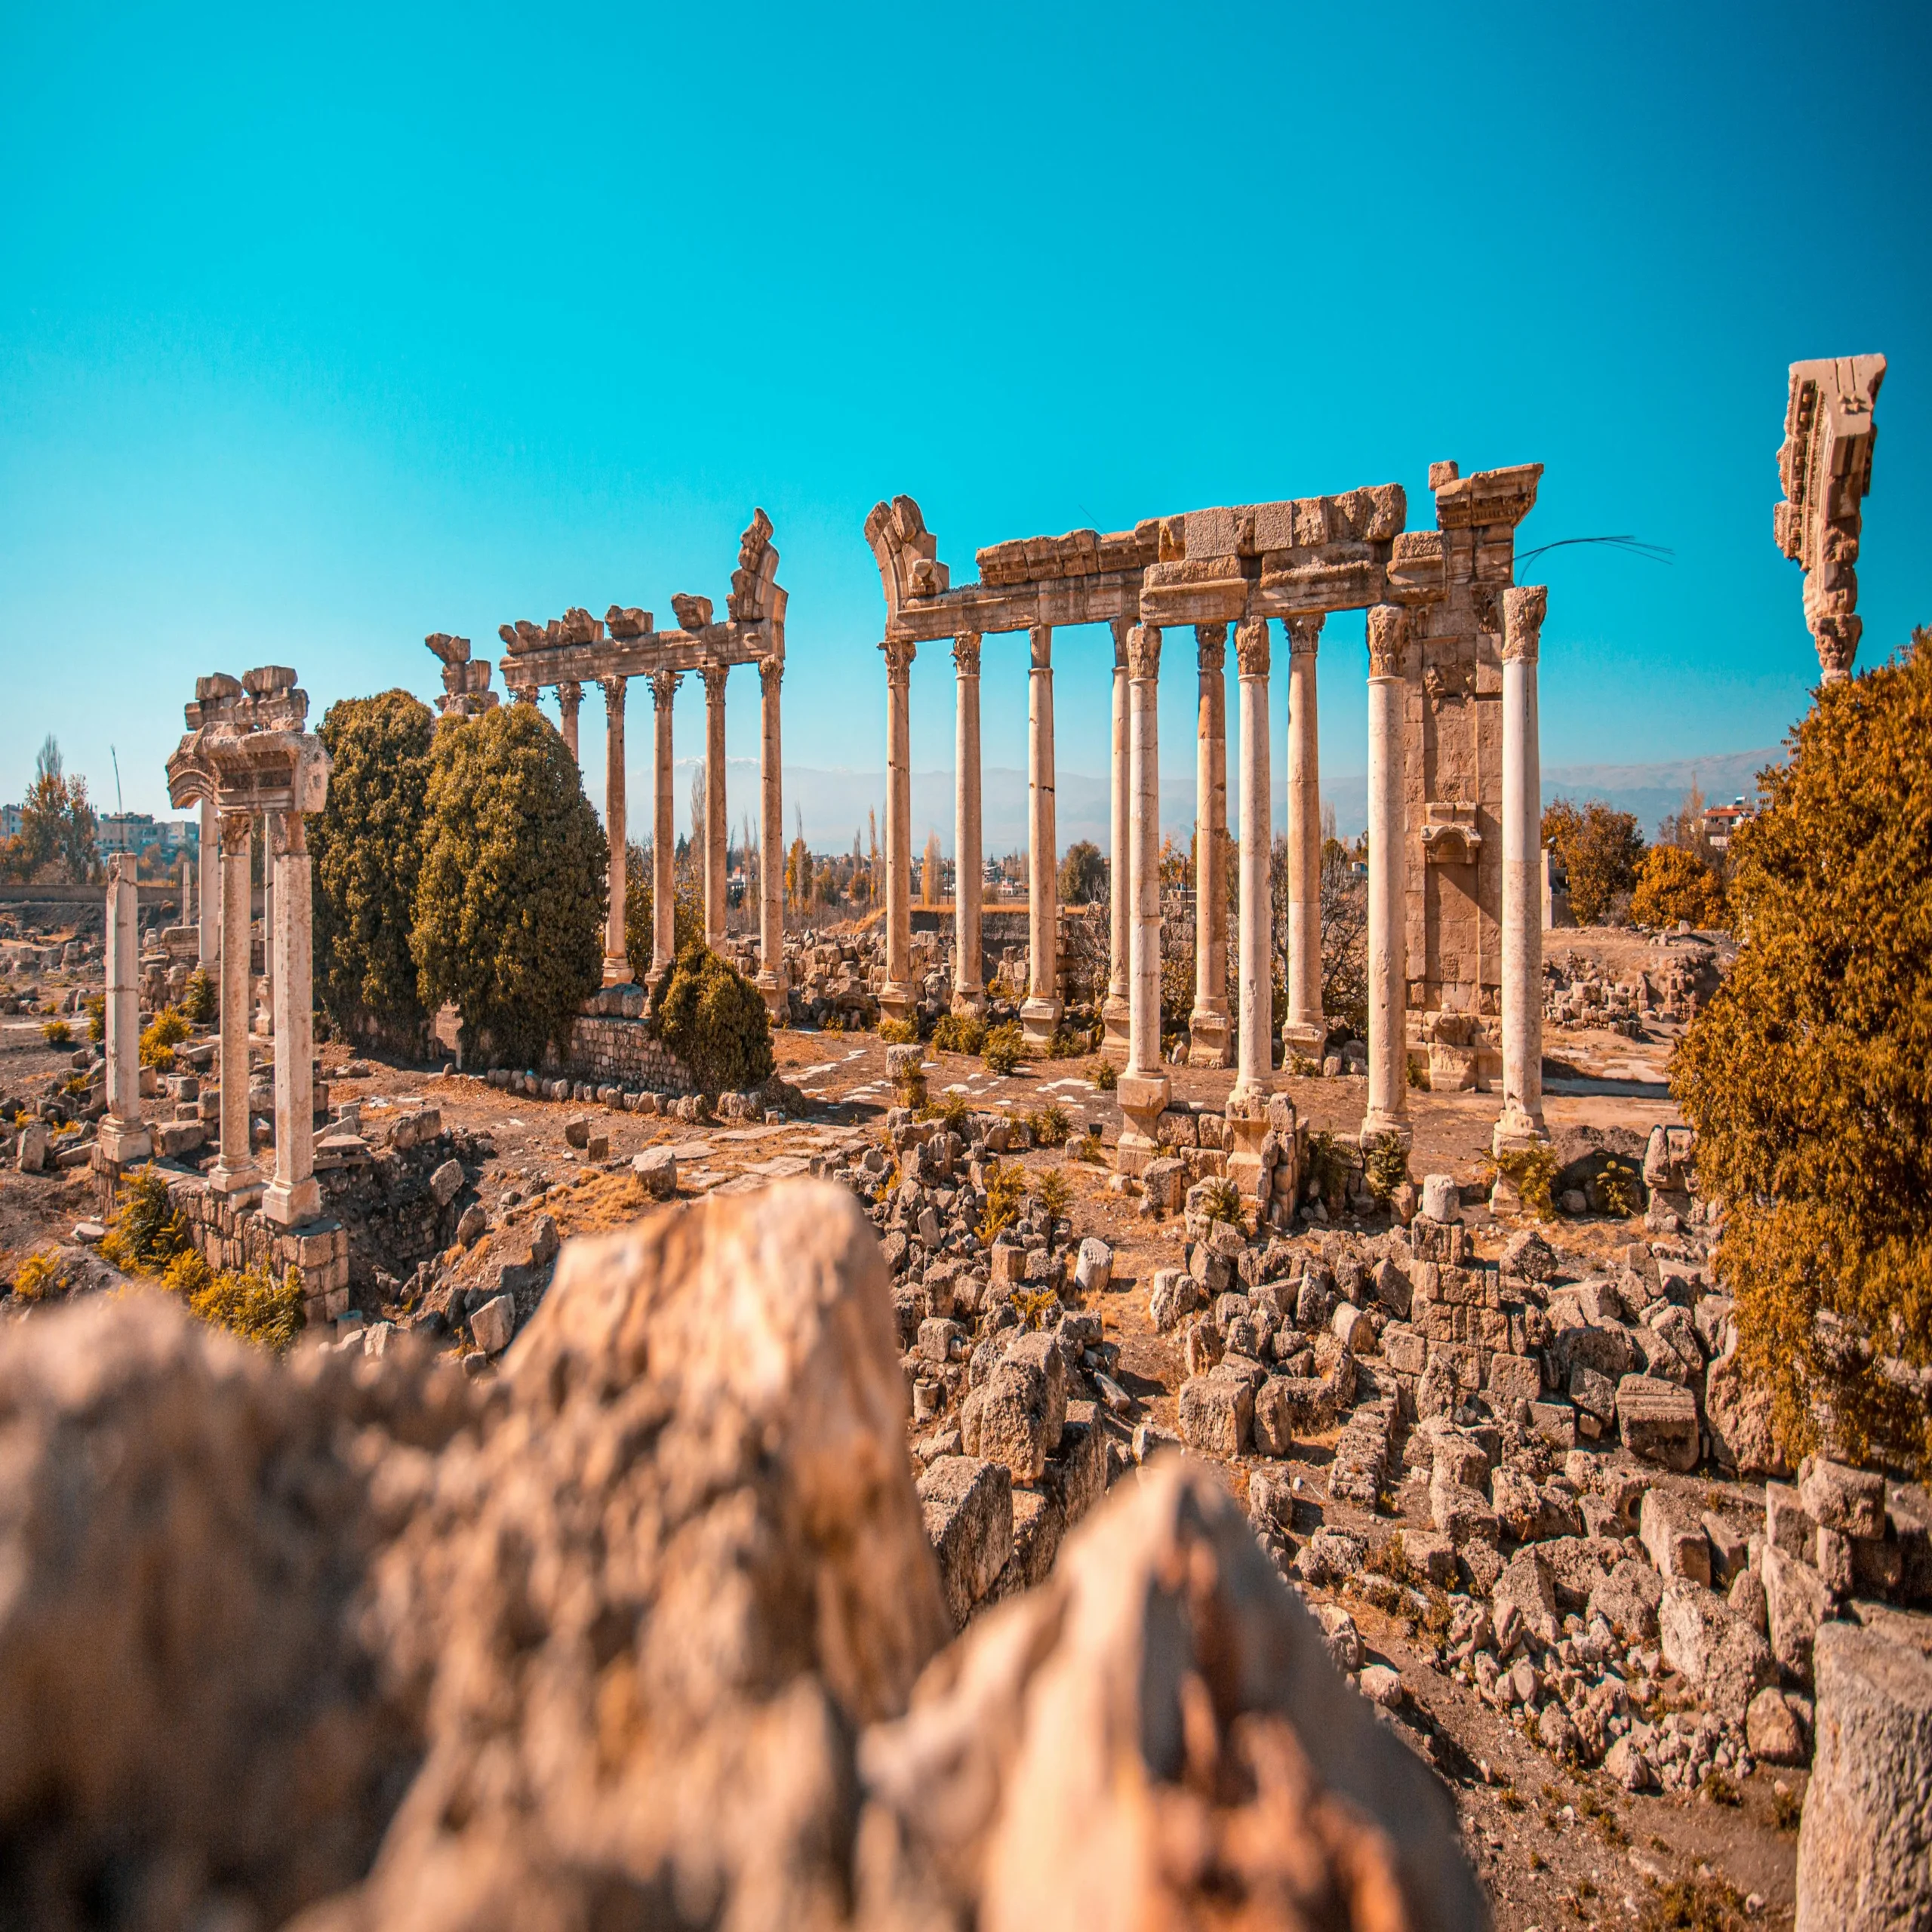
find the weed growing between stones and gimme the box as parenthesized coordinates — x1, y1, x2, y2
(981, 1023, 1023, 1074)
(41, 1018, 72, 1047)
(140, 1006, 190, 1070)
(1482, 1143, 1558, 1217)
(100, 1166, 191, 1274)
(180, 968, 217, 1024)
(978, 1159, 1025, 1244)
(1089, 1057, 1117, 1091)
(929, 1011, 986, 1055)
(164, 1250, 304, 1354)
(1362, 1132, 1409, 1207)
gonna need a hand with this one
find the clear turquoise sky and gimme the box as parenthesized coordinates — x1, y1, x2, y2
(2, 1, 1926, 838)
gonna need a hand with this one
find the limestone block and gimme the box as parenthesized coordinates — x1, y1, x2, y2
(1797, 1623, 1932, 1931)
(1330, 1301, 1374, 1352)
(1798, 1454, 1887, 1540)
(15, 1121, 48, 1174)
(1493, 1547, 1561, 1646)
(1588, 1557, 1666, 1642)
(1660, 1579, 1776, 1722)
(1764, 1543, 1833, 1683)
(1072, 1238, 1112, 1295)
(1487, 1352, 1542, 1409)
(1746, 1686, 1807, 1765)
(632, 1146, 678, 1200)
(1615, 1374, 1701, 1470)
(429, 1158, 465, 1208)
(1146, 1269, 1200, 1334)
(469, 1293, 515, 1356)
(918, 1454, 1014, 1631)
(1641, 1488, 1712, 1586)
(1140, 1157, 1186, 1216)
(1177, 1364, 1255, 1458)
(963, 1359, 1052, 1483)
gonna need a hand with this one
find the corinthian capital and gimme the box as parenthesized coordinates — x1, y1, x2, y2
(1029, 624, 1052, 672)
(881, 638, 916, 683)
(1285, 614, 1324, 658)
(1366, 605, 1409, 679)
(1235, 618, 1271, 678)
(760, 657, 783, 698)
(952, 632, 982, 677)
(649, 669, 682, 709)
(601, 674, 627, 715)
(1502, 585, 1549, 663)
(1195, 622, 1227, 672)
(703, 664, 729, 703)
(1110, 615, 1133, 671)
(1127, 623, 1163, 680)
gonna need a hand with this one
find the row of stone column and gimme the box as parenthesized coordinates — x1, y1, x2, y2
(521, 661, 788, 1017)
(107, 803, 322, 1224)
(882, 591, 1549, 1158)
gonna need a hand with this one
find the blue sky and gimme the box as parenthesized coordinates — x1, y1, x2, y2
(2, 1, 1927, 844)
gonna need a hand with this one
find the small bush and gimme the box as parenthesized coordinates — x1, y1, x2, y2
(181, 968, 217, 1025)
(1632, 844, 1727, 931)
(1070, 1126, 1106, 1163)
(1637, 1875, 1748, 1932)
(1596, 1158, 1643, 1219)
(101, 1165, 190, 1273)
(1091, 1057, 1118, 1091)
(931, 1011, 986, 1056)
(1046, 1027, 1084, 1060)
(1405, 1056, 1426, 1090)
(1035, 1170, 1072, 1220)
(166, 1249, 304, 1353)
(11, 1251, 63, 1301)
(41, 1018, 72, 1047)
(1195, 1177, 1246, 1235)
(1013, 1285, 1060, 1331)
(980, 1159, 1025, 1244)
(895, 1067, 928, 1110)
(140, 1006, 191, 1070)
(1363, 1132, 1409, 1206)
(982, 1023, 1023, 1075)
(1026, 1103, 1072, 1148)
(85, 995, 104, 1044)
(1305, 1130, 1354, 1210)
(916, 1092, 973, 1138)
(878, 1017, 918, 1046)
(1485, 1143, 1558, 1218)
(656, 943, 775, 1093)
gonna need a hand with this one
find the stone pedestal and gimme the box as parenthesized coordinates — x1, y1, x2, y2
(1119, 623, 1168, 1171)
(1283, 614, 1326, 1057)
(881, 639, 916, 1023)
(1188, 623, 1230, 1066)
(649, 670, 680, 976)
(755, 659, 787, 1020)
(1021, 624, 1062, 1046)
(263, 814, 319, 1226)
(952, 635, 985, 1013)
(558, 680, 583, 763)
(198, 797, 219, 968)
(1361, 607, 1412, 1151)
(1226, 1089, 1297, 1229)
(98, 854, 150, 1167)
(1494, 586, 1549, 1155)
(1233, 619, 1273, 1100)
(1102, 619, 1131, 1060)
(601, 675, 630, 985)
(703, 665, 728, 948)
(211, 810, 262, 1197)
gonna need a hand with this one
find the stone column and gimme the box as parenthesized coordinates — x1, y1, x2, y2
(1283, 614, 1326, 1058)
(703, 665, 728, 946)
(1495, 585, 1550, 1155)
(1233, 620, 1273, 1099)
(198, 797, 219, 968)
(1361, 606, 1412, 1149)
(601, 675, 630, 985)
(558, 681, 583, 764)
(263, 812, 319, 1226)
(1188, 623, 1230, 1065)
(1118, 623, 1168, 1169)
(1102, 617, 1132, 1059)
(881, 638, 915, 1023)
(260, 808, 279, 1028)
(755, 657, 787, 1020)
(211, 810, 260, 1195)
(952, 633, 985, 1013)
(99, 854, 149, 1165)
(1022, 623, 1061, 1047)
(650, 670, 680, 976)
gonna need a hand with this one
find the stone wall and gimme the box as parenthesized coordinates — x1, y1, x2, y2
(164, 1173, 351, 1324)
(558, 1014, 698, 1093)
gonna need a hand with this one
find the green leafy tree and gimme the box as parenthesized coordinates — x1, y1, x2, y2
(9, 737, 100, 884)
(1674, 629, 1932, 1470)
(1631, 844, 1727, 931)
(656, 940, 774, 1091)
(1543, 798, 1644, 925)
(411, 705, 606, 1066)
(1058, 838, 1106, 905)
(311, 690, 437, 1048)
(624, 839, 704, 976)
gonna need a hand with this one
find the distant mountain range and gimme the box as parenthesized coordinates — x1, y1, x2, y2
(657, 747, 1785, 854)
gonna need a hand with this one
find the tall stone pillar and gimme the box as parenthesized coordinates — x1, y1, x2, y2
(1284, 614, 1326, 1058)
(601, 675, 630, 985)
(260, 808, 279, 1024)
(881, 638, 915, 1023)
(558, 681, 583, 764)
(1233, 620, 1274, 1099)
(1118, 623, 1168, 1170)
(1188, 623, 1230, 1065)
(99, 854, 149, 1166)
(1102, 617, 1131, 1059)
(198, 797, 219, 968)
(649, 670, 680, 976)
(1495, 585, 1550, 1155)
(755, 657, 787, 1020)
(212, 811, 260, 1195)
(1362, 606, 1412, 1149)
(703, 665, 728, 946)
(263, 812, 319, 1227)
(952, 633, 985, 1013)
(1022, 624, 1061, 1047)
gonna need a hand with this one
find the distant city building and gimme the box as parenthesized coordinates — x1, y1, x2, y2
(1702, 797, 1755, 852)
(97, 812, 199, 860)
(0, 805, 21, 841)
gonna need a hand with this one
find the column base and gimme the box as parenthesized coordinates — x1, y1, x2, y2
(950, 983, 986, 1017)
(1186, 1004, 1232, 1067)
(1281, 1018, 1326, 1064)
(1019, 997, 1063, 1048)
(1357, 1111, 1413, 1153)
(97, 1121, 152, 1166)
(755, 971, 787, 1023)
(878, 983, 916, 1025)
(601, 954, 633, 987)
(209, 1159, 264, 1200)
(1100, 995, 1131, 1062)
(1115, 1071, 1171, 1174)
(1491, 1106, 1549, 1157)
(263, 1177, 323, 1228)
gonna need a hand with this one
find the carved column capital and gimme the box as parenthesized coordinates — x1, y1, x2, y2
(1502, 585, 1549, 663)
(881, 638, 916, 685)
(601, 673, 627, 715)
(1285, 614, 1324, 658)
(649, 669, 682, 709)
(760, 657, 783, 697)
(269, 811, 307, 860)
(1235, 617, 1271, 678)
(1366, 605, 1409, 679)
(219, 811, 251, 857)
(952, 632, 982, 676)
(1110, 614, 1133, 670)
(1127, 623, 1162, 681)
(1195, 622, 1227, 672)
(558, 679, 583, 710)
(1029, 624, 1052, 672)
(506, 681, 537, 706)
(703, 664, 729, 703)
(1812, 611, 1860, 681)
